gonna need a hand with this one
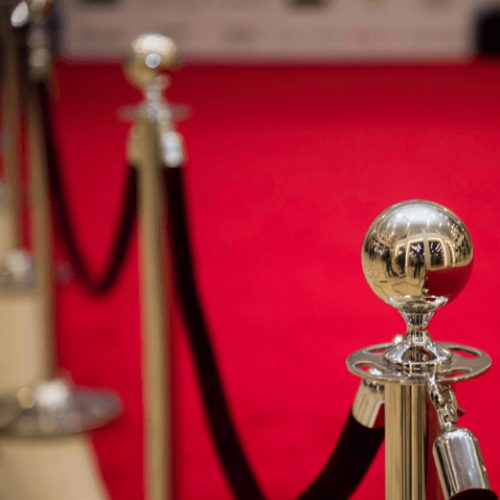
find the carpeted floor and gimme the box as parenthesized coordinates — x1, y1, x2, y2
(51, 60, 500, 500)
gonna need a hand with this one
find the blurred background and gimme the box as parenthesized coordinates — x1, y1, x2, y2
(57, 0, 500, 61)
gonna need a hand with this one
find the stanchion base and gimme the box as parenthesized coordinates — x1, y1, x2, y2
(0, 378, 122, 436)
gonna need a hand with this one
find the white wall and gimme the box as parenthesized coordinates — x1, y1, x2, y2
(62, 0, 500, 61)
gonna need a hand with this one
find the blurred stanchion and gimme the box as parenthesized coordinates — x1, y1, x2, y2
(123, 33, 180, 500)
(0, 1, 121, 499)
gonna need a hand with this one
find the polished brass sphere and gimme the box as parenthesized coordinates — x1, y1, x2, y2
(361, 200, 473, 313)
(124, 33, 178, 91)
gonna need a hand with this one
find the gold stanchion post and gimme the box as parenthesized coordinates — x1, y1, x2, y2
(124, 33, 180, 500)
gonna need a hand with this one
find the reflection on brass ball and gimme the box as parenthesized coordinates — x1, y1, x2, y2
(124, 33, 178, 91)
(361, 200, 473, 313)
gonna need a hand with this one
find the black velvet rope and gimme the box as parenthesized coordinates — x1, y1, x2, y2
(164, 165, 385, 500)
(451, 491, 498, 500)
(296, 412, 384, 500)
(35, 81, 137, 295)
(163, 166, 265, 500)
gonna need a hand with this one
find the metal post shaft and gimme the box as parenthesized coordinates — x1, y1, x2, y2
(385, 384, 428, 500)
(28, 84, 54, 380)
(137, 116, 172, 500)
(0, 4, 23, 249)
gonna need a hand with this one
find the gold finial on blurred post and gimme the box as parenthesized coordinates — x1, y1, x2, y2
(124, 32, 179, 500)
(124, 33, 178, 92)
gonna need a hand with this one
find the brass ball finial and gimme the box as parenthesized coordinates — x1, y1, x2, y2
(361, 200, 473, 318)
(124, 33, 179, 91)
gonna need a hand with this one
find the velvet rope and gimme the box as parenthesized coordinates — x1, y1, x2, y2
(451, 490, 498, 500)
(164, 165, 384, 500)
(35, 81, 137, 295)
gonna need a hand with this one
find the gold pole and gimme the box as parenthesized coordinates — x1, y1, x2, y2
(1, 6, 23, 249)
(124, 32, 179, 500)
(385, 383, 428, 500)
(27, 82, 54, 380)
(137, 117, 172, 500)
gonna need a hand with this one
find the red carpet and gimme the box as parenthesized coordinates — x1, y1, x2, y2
(51, 60, 500, 500)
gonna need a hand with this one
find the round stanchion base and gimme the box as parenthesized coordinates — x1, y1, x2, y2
(0, 378, 122, 436)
